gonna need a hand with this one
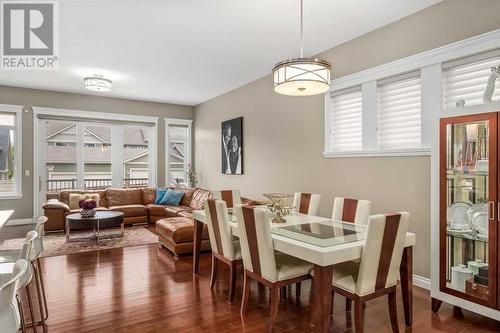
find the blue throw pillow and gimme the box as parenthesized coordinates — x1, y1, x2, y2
(154, 188, 167, 204)
(159, 189, 184, 206)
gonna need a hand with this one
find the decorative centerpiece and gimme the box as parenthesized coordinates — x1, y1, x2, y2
(263, 193, 294, 223)
(79, 198, 97, 218)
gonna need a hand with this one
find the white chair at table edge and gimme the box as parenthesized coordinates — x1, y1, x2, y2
(318, 212, 410, 333)
(235, 205, 313, 325)
(0, 259, 29, 333)
(204, 198, 242, 303)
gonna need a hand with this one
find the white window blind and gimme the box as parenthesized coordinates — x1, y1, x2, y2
(329, 87, 362, 151)
(443, 50, 500, 109)
(377, 73, 421, 149)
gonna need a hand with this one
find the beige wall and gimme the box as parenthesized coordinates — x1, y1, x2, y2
(194, 0, 500, 279)
(0, 85, 193, 220)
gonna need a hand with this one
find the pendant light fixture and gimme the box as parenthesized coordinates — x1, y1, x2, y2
(272, 0, 332, 96)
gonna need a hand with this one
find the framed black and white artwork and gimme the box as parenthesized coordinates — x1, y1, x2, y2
(221, 117, 243, 175)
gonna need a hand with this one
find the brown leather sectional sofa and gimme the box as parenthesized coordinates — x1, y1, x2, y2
(42, 187, 212, 255)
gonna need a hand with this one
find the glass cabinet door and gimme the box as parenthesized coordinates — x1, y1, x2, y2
(440, 113, 497, 308)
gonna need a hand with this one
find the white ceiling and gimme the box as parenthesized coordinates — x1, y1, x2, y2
(1, 0, 440, 106)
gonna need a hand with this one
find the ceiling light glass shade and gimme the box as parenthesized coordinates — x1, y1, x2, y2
(84, 76, 112, 92)
(273, 58, 331, 96)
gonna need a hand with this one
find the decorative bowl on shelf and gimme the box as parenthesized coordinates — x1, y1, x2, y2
(262, 193, 294, 224)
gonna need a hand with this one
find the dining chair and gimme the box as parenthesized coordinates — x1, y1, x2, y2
(1, 231, 39, 332)
(204, 198, 242, 303)
(292, 192, 321, 215)
(330, 212, 410, 333)
(211, 190, 241, 208)
(234, 204, 313, 325)
(31, 217, 48, 323)
(331, 197, 372, 311)
(0, 259, 29, 333)
(332, 197, 372, 224)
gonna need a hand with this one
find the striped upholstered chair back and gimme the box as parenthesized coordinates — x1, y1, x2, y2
(332, 197, 371, 224)
(292, 192, 321, 215)
(234, 205, 279, 282)
(211, 190, 241, 208)
(355, 212, 409, 296)
(204, 198, 237, 260)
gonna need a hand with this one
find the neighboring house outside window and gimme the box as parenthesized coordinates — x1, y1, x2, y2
(0, 107, 21, 198)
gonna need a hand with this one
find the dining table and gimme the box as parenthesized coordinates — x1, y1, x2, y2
(192, 208, 415, 333)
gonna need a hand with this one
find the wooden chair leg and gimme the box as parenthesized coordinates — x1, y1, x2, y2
(280, 286, 286, 301)
(25, 284, 38, 333)
(17, 294, 27, 333)
(331, 291, 335, 315)
(228, 261, 237, 303)
(388, 290, 399, 333)
(33, 262, 46, 324)
(270, 286, 280, 326)
(37, 259, 49, 321)
(354, 301, 363, 333)
(209, 255, 218, 289)
(295, 282, 301, 302)
(240, 271, 250, 315)
(346, 298, 352, 312)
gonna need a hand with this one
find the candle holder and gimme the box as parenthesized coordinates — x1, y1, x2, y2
(263, 193, 294, 223)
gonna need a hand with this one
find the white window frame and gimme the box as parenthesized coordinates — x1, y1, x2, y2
(324, 28, 500, 158)
(33, 107, 159, 216)
(165, 118, 193, 186)
(0, 104, 22, 199)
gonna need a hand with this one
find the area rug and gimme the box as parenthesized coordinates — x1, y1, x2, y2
(0, 226, 158, 257)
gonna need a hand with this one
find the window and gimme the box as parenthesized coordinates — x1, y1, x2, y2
(329, 87, 362, 152)
(377, 73, 422, 149)
(0, 107, 21, 198)
(443, 50, 500, 109)
(165, 119, 192, 187)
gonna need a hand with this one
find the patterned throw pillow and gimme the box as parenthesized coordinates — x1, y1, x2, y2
(158, 189, 184, 206)
(68, 193, 100, 210)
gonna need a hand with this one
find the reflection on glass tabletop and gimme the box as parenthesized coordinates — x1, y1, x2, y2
(271, 220, 366, 247)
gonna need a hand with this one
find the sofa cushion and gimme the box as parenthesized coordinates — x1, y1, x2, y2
(147, 204, 168, 216)
(164, 206, 189, 218)
(59, 189, 107, 207)
(106, 188, 142, 206)
(159, 189, 184, 206)
(154, 188, 167, 204)
(68, 193, 101, 210)
(156, 217, 209, 243)
(189, 188, 211, 210)
(173, 187, 196, 207)
(108, 204, 148, 217)
(177, 210, 194, 219)
(142, 187, 157, 205)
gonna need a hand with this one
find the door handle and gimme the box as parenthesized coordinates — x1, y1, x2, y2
(489, 201, 495, 221)
(498, 202, 500, 222)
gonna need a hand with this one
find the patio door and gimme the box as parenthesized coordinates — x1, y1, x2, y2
(35, 116, 156, 215)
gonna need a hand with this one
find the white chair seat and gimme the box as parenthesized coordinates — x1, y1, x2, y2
(275, 252, 313, 281)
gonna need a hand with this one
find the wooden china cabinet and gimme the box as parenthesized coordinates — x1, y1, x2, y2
(435, 112, 500, 312)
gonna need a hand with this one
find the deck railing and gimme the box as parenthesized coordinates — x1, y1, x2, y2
(46, 178, 149, 192)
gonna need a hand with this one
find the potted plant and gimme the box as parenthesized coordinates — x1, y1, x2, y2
(79, 198, 97, 218)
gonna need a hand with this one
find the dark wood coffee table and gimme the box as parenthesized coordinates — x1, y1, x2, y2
(66, 211, 124, 245)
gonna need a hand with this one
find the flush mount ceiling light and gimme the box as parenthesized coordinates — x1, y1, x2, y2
(84, 75, 112, 92)
(272, 0, 332, 96)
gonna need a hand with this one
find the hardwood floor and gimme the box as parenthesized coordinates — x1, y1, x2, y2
(27, 242, 499, 333)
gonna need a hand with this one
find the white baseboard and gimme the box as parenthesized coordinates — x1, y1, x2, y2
(413, 274, 431, 290)
(6, 218, 35, 226)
